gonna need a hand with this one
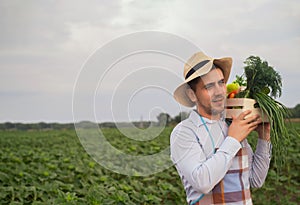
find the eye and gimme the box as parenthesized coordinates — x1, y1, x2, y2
(205, 83, 214, 89)
(218, 79, 225, 85)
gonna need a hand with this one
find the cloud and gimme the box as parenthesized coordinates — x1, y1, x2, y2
(0, 0, 299, 122)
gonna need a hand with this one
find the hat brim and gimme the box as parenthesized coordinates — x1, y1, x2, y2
(174, 57, 232, 107)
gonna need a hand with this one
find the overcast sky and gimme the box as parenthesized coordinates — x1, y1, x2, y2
(1, 0, 299, 123)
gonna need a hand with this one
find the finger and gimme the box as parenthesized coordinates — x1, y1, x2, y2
(248, 124, 259, 133)
(248, 119, 261, 129)
(256, 119, 263, 124)
(246, 119, 259, 128)
(244, 114, 260, 124)
(238, 110, 252, 120)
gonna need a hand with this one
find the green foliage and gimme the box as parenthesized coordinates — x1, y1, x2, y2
(253, 92, 291, 167)
(239, 56, 282, 98)
(0, 125, 299, 204)
(289, 104, 300, 118)
(172, 112, 190, 124)
(234, 56, 292, 168)
(0, 129, 186, 204)
(233, 74, 247, 86)
(247, 122, 300, 205)
(156, 113, 171, 126)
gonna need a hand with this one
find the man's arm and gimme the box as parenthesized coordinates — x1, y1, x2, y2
(171, 127, 241, 194)
(247, 123, 272, 188)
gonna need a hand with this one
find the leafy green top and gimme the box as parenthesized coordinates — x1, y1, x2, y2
(237, 56, 282, 98)
(231, 55, 291, 169)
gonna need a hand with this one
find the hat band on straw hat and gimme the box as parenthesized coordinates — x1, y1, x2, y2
(185, 60, 210, 79)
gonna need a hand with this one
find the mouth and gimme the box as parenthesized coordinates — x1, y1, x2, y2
(212, 98, 225, 103)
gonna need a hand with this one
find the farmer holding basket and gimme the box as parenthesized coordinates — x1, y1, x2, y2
(170, 52, 272, 205)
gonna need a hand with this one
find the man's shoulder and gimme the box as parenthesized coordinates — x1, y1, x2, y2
(175, 118, 192, 128)
(171, 116, 197, 138)
(173, 111, 199, 130)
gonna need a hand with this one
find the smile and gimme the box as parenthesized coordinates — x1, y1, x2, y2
(212, 98, 224, 102)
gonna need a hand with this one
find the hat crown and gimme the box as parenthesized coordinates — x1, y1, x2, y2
(183, 52, 213, 79)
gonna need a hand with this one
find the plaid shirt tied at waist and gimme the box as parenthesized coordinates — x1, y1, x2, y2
(191, 145, 252, 205)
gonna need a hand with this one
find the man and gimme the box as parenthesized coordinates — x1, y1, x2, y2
(170, 52, 272, 205)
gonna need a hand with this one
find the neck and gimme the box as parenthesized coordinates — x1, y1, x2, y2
(197, 109, 221, 120)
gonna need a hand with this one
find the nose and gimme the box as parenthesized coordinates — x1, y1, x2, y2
(215, 83, 225, 96)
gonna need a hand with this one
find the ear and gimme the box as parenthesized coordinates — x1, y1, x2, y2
(186, 88, 197, 103)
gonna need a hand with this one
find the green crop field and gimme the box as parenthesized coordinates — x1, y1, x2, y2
(0, 123, 299, 205)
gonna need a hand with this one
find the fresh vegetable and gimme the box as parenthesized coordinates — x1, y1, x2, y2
(228, 92, 235, 98)
(236, 56, 282, 99)
(261, 87, 270, 94)
(228, 56, 291, 168)
(226, 82, 240, 94)
(226, 82, 240, 98)
(227, 90, 238, 98)
(233, 74, 247, 87)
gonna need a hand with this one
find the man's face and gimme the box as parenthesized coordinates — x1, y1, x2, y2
(192, 68, 226, 119)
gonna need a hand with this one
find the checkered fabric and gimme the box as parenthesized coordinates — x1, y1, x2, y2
(192, 145, 252, 205)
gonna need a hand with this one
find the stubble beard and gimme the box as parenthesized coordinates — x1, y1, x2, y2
(197, 95, 225, 118)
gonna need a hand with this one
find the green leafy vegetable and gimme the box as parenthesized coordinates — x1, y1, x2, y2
(237, 56, 282, 99)
(233, 74, 247, 87)
(253, 92, 291, 167)
(234, 56, 291, 168)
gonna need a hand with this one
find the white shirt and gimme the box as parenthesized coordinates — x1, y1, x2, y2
(170, 110, 272, 204)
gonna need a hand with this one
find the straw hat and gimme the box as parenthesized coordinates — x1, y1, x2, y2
(174, 51, 232, 107)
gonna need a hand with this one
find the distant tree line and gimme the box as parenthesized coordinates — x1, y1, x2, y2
(289, 104, 300, 118)
(0, 112, 190, 131)
(0, 104, 299, 131)
(0, 121, 161, 131)
(156, 112, 189, 126)
(0, 122, 75, 131)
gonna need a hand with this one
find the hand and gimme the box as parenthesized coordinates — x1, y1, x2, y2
(256, 122, 271, 141)
(228, 110, 262, 142)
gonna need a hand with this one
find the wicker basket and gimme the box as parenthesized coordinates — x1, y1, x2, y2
(225, 98, 269, 122)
